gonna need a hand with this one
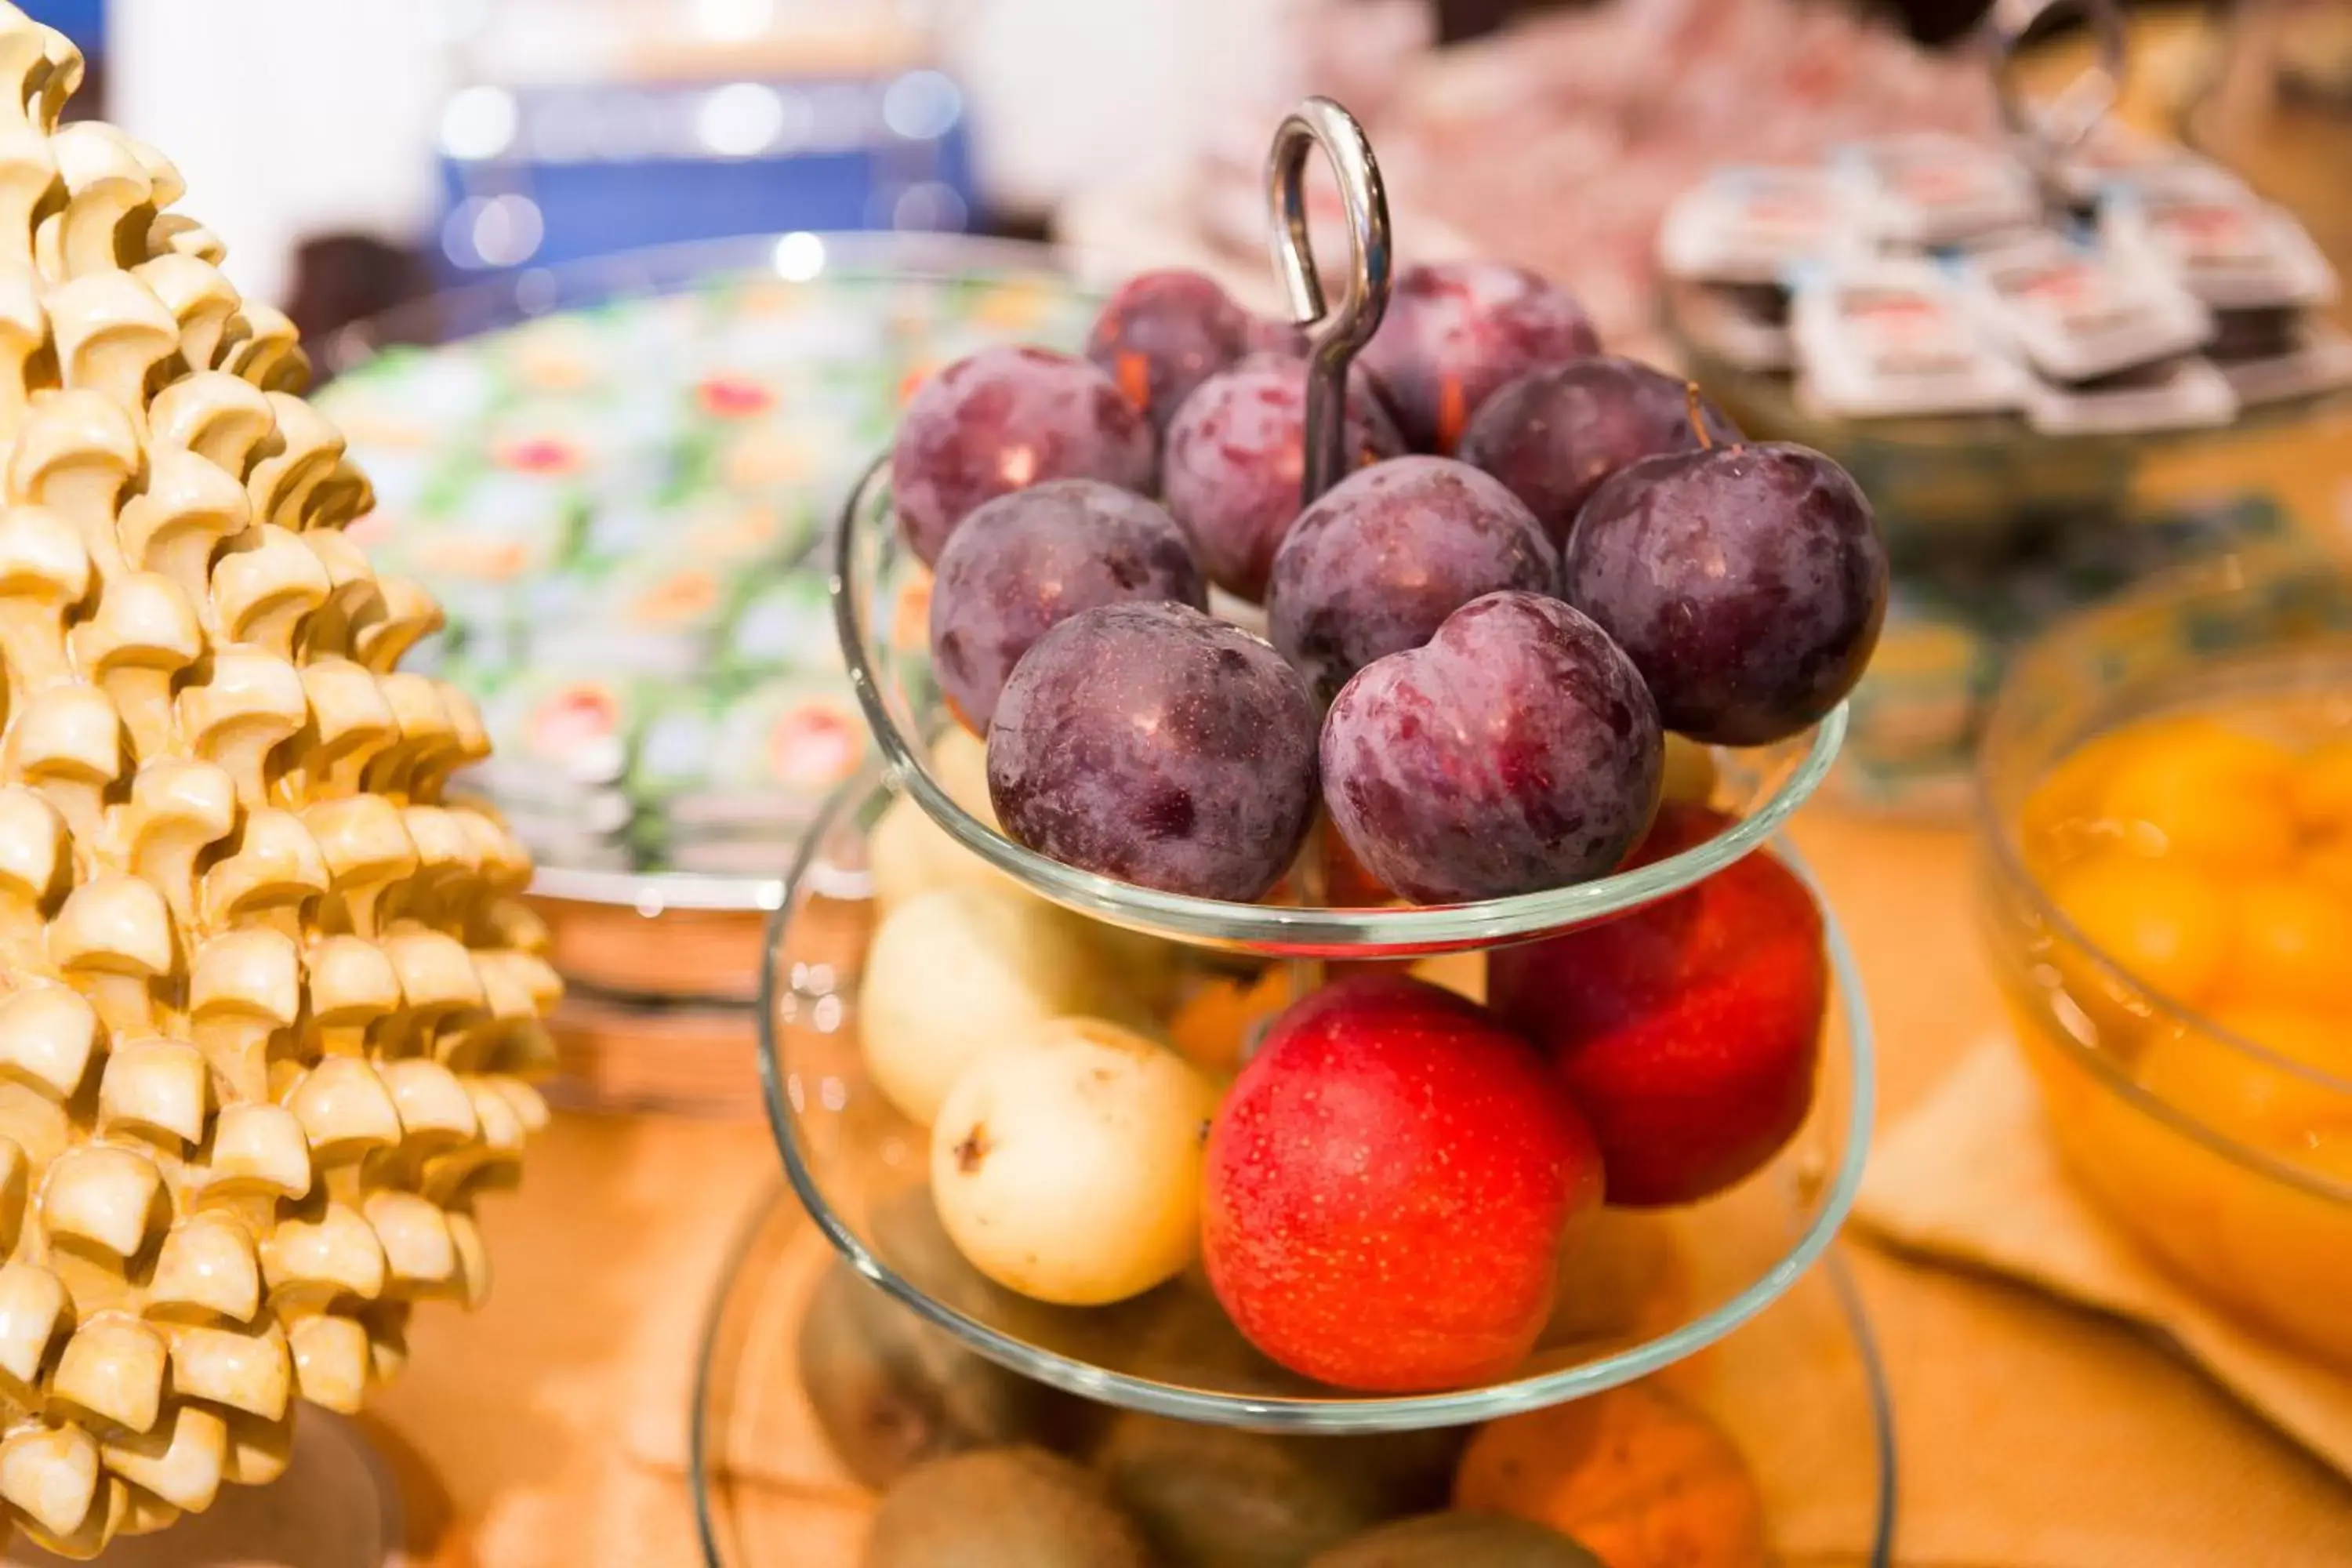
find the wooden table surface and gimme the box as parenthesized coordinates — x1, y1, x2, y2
(359, 806, 2352, 1566)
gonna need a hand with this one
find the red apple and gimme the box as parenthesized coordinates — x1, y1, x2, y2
(1489, 804, 1826, 1208)
(1202, 975, 1602, 1392)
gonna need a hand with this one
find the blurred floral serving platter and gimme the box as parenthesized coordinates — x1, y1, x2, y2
(318, 241, 1097, 906)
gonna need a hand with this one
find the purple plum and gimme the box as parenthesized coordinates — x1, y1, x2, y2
(1357, 261, 1600, 453)
(1458, 358, 1742, 546)
(929, 479, 1207, 733)
(891, 345, 1155, 565)
(1563, 442, 1887, 747)
(1320, 591, 1662, 904)
(1267, 456, 1559, 704)
(1085, 269, 1257, 434)
(987, 601, 1319, 901)
(1161, 353, 1403, 603)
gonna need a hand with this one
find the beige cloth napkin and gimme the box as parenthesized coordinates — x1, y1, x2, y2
(1857, 1040, 2352, 1473)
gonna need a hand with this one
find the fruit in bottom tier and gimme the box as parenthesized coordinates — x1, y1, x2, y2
(858, 885, 1137, 1124)
(891, 345, 1156, 565)
(1452, 1383, 1769, 1568)
(797, 1260, 1094, 1489)
(1458, 358, 1742, 546)
(1359, 260, 1602, 452)
(931, 1019, 1218, 1305)
(1085, 268, 1259, 433)
(1203, 976, 1603, 1392)
(1308, 1513, 1606, 1567)
(1163, 353, 1403, 601)
(1268, 456, 1560, 704)
(928, 479, 1207, 732)
(988, 601, 1319, 901)
(1490, 804, 1825, 1208)
(865, 1447, 1153, 1568)
(1092, 1414, 1461, 1568)
(1321, 592, 1663, 905)
(1564, 442, 1886, 747)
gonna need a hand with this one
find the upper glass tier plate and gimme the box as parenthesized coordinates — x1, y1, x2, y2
(830, 462, 1848, 959)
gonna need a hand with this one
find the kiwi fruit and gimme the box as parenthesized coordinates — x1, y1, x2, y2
(1117, 1275, 1325, 1398)
(799, 1258, 1097, 1487)
(1306, 1512, 1605, 1566)
(864, 1447, 1154, 1568)
(1092, 1412, 1467, 1568)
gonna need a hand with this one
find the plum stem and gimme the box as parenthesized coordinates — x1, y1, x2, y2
(1685, 381, 1715, 452)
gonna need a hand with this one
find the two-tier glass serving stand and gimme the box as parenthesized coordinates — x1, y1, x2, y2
(692, 100, 1897, 1566)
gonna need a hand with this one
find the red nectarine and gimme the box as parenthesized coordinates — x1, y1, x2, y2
(1202, 975, 1603, 1392)
(1490, 804, 1825, 1207)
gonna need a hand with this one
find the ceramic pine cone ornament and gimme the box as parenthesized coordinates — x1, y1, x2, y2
(0, 6, 557, 1554)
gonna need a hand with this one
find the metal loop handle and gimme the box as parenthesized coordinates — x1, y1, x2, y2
(1264, 96, 1392, 510)
(1986, 0, 2129, 180)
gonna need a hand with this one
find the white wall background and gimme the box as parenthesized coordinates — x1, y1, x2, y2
(107, 0, 453, 305)
(935, 0, 1305, 216)
(100, 0, 1391, 298)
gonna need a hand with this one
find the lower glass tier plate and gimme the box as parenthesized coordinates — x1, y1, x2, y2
(757, 771, 1877, 1431)
(691, 1185, 1898, 1568)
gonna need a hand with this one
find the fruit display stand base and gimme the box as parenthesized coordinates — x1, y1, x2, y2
(776, 88, 1888, 1554)
(689, 1183, 1898, 1566)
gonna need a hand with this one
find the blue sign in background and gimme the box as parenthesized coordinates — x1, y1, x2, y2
(20, 0, 101, 55)
(433, 75, 977, 287)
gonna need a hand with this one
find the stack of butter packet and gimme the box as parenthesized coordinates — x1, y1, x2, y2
(1662, 125, 2352, 434)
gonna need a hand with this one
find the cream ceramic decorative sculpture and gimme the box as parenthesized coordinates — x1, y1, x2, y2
(0, 7, 555, 1555)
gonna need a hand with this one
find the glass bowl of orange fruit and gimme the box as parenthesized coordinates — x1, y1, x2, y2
(1979, 545, 2352, 1367)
